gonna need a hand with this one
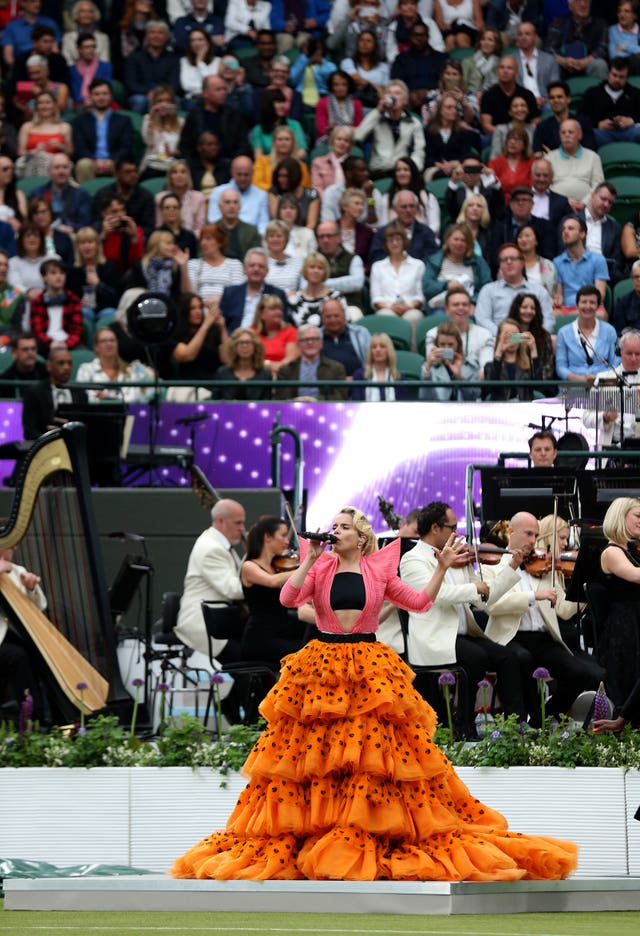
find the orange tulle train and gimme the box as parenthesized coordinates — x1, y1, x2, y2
(170, 639, 578, 882)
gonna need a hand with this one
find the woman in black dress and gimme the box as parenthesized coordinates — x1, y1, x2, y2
(240, 515, 305, 668)
(599, 496, 640, 711)
(214, 328, 272, 401)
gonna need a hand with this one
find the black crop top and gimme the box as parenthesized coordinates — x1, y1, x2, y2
(330, 572, 366, 611)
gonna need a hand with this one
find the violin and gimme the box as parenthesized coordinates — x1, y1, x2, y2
(272, 550, 300, 572)
(476, 545, 512, 565)
(523, 550, 578, 578)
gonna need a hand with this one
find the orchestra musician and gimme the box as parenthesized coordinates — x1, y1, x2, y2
(174, 498, 248, 724)
(484, 511, 605, 725)
(598, 497, 640, 713)
(0, 543, 47, 718)
(400, 502, 529, 734)
(582, 328, 640, 453)
(528, 429, 557, 468)
(537, 513, 579, 650)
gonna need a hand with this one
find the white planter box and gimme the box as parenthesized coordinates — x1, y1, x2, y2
(0, 767, 636, 875)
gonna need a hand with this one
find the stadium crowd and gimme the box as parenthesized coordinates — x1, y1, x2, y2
(0, 0, 638, 403)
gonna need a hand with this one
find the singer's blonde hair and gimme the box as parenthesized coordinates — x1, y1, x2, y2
(337, 506, 378, 555)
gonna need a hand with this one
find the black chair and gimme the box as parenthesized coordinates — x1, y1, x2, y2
(150, 591, 211, 722)
(583, 581, 610, 661)
(200, 600, 278, 731)
(397, 608, 473, 739)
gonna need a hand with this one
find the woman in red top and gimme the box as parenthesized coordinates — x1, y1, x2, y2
(487, 128, 534, 203)
(250, 294, 297, 377)
(172, 506, 579, 883)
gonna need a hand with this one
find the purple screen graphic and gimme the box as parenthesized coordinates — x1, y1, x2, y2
(0, 399, 593, 532)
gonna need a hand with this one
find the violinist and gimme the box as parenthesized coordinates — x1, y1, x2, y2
(174, 498, 248, 724)
(484, 512, 605, 726)
(240, 515, 306, 669)
(400, 502, 529, 736)
(599, 497, 640, 713)
(536, 514, 579, 650)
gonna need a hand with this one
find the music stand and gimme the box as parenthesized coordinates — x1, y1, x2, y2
(478, 466, 579, 527)
(57, 402, 126, 486)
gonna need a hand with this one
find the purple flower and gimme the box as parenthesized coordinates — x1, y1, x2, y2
(593, 682, 611, 722)
(132, 678, 144, 688)
(157, 682, 170, 693)
(210, 673, 225, 685)
(490, 729, 502, 740)
(477, 679, 491, 689)
(18, 692, 33, 735)
(561, 730, 571, 741)
(532, 667, 551, 681)
(76, 682, 88, 691)
(438, 671, 456, 686)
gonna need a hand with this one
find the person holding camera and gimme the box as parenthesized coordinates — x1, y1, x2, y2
(353, 79, 425, 176)
(98, 194, 144, 276)
(444, 154, 504, 221)
(139, 85, 185, 182)
(419, 320, 480, 400)
(482, 316, 542, 400)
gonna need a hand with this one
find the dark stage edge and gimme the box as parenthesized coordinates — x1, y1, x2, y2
(5, 876, 640, 914)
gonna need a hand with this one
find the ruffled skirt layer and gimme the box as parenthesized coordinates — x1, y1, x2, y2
(171, 639, 578, 882)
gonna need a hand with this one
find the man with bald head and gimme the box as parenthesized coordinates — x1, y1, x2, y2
(31, 153, 91, 235)
(175, 498, 248, 720)
(207, 155, 269, 234)
(546, 119, 604, 207)
(216, 188, 262, 261)
(483, 511, 604, 725)
(480, 54, 538, 137)
(179, 74, 251, 163)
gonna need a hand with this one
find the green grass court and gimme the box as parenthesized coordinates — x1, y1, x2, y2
(2, 908, 640, 936)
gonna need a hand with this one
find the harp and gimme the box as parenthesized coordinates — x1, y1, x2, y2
(0, 422, 130, 722)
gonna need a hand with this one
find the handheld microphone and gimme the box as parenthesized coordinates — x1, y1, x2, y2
(175, 413, 209, 426)
(299, 531, 338, 544)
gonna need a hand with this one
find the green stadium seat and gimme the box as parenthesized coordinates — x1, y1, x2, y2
(613, 278, 634, 305)
(606, 176, 640, 225)
(395, 349, 425, 379)
(140, 176, 169, 196)
(566, 75, 601, 106)
(554, 313, 578, 334)
(598, 142, 640, 178)
(359, 314, 412, 350)
(70, 348, 96, 380)
(81, 176, 116, 198)
(17, 176, 49, 197)
(373, 176, 392, 194)
(415, 313, 449, 356)
(448, 47, 475, 61)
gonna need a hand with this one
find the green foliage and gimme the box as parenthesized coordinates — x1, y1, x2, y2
(4, 711, 640, 771)
(436, 714, 640, 769)
(0, 714, 264, 770)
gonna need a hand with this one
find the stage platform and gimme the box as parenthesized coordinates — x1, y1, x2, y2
(4, 875, 640, 915)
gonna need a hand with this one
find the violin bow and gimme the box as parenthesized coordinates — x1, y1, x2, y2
(551, 496, 558, 590)
(282, 497, 301, 552)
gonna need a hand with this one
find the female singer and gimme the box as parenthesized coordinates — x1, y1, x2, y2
(240, 515, 305, 668)
(171, 506, 578, 882)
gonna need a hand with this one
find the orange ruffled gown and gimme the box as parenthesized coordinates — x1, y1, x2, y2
(171, 638, 578, 882)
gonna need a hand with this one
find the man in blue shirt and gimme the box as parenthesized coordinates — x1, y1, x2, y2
(1, 0, 60, 72)
(207, 155, 270, 234)
(553, 214, 608, 311)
